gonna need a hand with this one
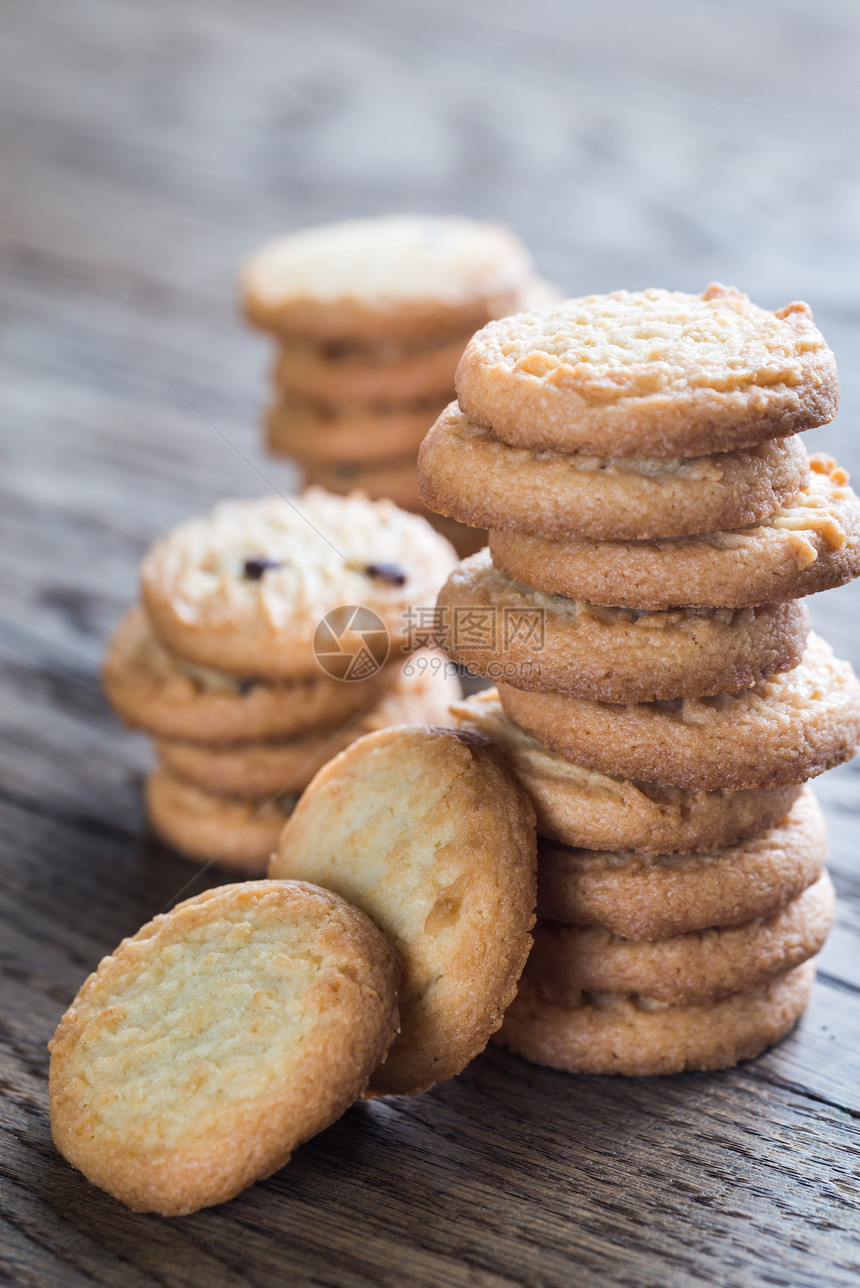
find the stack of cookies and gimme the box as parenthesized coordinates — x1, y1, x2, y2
(240, 214, 555, 556)
(103, 488, 459, 874)
(420, 283, 860, 1076)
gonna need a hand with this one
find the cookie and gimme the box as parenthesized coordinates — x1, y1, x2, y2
(155, 654, 461, 800)
(49, 881, 399, 1214)
(496, 961, 815, 1076)
(451, 689, 802, 854)
(140, 489, 456, 679)
(456, 284, 838, 457)
(437, 550, 809, 702)
(303, 459, 422, 513)
(241, 215, 534, 344)
(272, 337, 463, 405)
(269, 725, 537, 1096)
(536, 787, 825, 938)
(419, 403, 810, 540)
(489, 454, 860, 610)
(498, 633, 860, 790)
(266, 393, 440, 466)
(103, 606, 396, 744)
(145, 768, 294, 873)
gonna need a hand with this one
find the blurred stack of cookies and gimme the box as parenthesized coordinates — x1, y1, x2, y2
(103, 489, 459, 874)
(240, 214, 556, 556)
(420, 283, 860, 1075)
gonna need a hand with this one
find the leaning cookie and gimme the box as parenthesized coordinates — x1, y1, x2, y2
(498, 633, 860, 790)
(496, 961, 815, 1077)
(266, 393, 440, 466)
(438, 550, 808, 702)
(419, 403, 810, 540)
(451, 690, 802, 854)
(270, 725, 537, 1097)
(489, 454, 860, 610)
(456, 284, 838, 457)
(49, 881, 400, 1214)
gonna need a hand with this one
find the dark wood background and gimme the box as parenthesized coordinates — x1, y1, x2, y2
(2, 1, 859, 1284)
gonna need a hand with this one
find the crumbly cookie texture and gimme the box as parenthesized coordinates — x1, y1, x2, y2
(437, 550, 809, 702)
(498, 632, 860, 791)
(240, 215, 534, 343)
(451, 689, 802, 854)
(49, 881, 400, 1214)
(266, 393, 442, 466)
(269, 725, 537, 1097)
(456, 284, 838, 457)
(140, 489, 456, 679)
(145, 768, 295, 873)
(489, 454, 860, 609)
(419, 403, 810, 540)
(272, 336, 463, 405)
(536, 787, 824, 938)
(496, 961, 815, 1076)
(303, 460, 422, 513)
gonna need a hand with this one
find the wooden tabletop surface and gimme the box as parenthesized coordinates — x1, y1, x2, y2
(2, 1, 860, 1284)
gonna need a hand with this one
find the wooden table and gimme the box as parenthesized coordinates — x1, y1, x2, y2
(2, 2, 859, 1284)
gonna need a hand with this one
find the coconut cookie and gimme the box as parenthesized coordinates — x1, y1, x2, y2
(241, 215, 534, 344)
(536, 788, 825, 938)
(419, 403, 810, 541)
(272, 336, 463, 405)
(140, 489, 456, 679)
(49, 881, 399, 1214)
(451, 690, 802, 854)
(266, 394, 440, 467)
(496, 960, 815, 1077)
(303, 459, 423, 513)
(438, 551, 808, 702)
(498, 633, 860, 790)
(456, 284, 838, 457)
(270, 726, 537, 1096)
(489, 454, 860, 610)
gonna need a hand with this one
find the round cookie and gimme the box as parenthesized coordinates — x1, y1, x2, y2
(266, 394, 440, 466)
(103, 606, 396, 744)
(272, 337, 463, 405)
(269, 725, 537, 1096)
(49, 880, 400, 1214)
(419, 403, 810, 540)
(438, 550, 809, 702)
(456, 284, 838, 457)
(451, 690, 803, 854)
(536, 788, 825, 938)
(241, 215, 534, 344)
(499, 633, 860, 791)
(145, 768, 295, 873)
(304, 459, 422, 513)
(489, 454, 860, 610)
(496, 961, 815, 1076)
(140, 488, 456, 679)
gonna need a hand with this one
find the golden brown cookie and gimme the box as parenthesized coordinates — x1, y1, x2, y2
(498, 633, 860, 790)
(49, 880, 399, 1214)
(303, 458, 422, 513)
(269, 725, 537, 1096)
(266, 394, 440, 466)
(451, 689, 803, 854)
(536, 787, 825, 938)
(456, 285, 838, 457)
(437, 550, 809, 702)
(489, 454, 860, 609)
(496, 961, 815, 1076)
(419, 403, 810, 540)
(272, 337, 462, 405)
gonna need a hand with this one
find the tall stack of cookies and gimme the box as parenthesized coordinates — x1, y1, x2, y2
(419, 284, 860, 1075)
(240, 214, 556, 556)
(103, 489, 458, 874)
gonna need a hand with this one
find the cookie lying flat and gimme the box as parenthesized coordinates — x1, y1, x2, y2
(49, 881, 399, 1214)
(269, 725, 537, 1096)
(241, 215, 534, 343)
(438, 550, 808, 702)
(489, 454, 860, 610)
(451, 690, 802, 854)
(498, 633, 860, 790)
(146, 768, 294, 873)
(266, 394, 441, 466)
(536, 788, 825, 939)
(304, 459, 422, 513)
(456, 284, 837, 457)
(141, 489, 456, 679)
(496, 961, 815, 1076)
(103, 606, 395, 744)
(273, 336, 463, 405)
(419, 403, 810, 541)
